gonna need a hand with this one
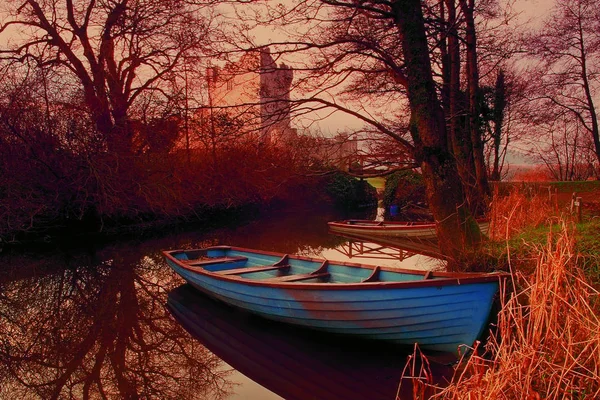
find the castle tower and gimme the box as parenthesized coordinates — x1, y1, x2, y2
(259, 48, 294, 143)
(206, 47, 295, 145)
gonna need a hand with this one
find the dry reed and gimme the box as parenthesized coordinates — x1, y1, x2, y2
(400, 188, 600, 399)
(398, 344, 435, 400)
(487, 187, 555, 241)
(430, 221, 600, 399)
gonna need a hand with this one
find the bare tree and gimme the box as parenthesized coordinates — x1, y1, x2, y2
(491, 70, 507, 180)
(527, 112, 598, 180)
(0, 0, 217, 163)
(526, 0, 600, 174)
(480, 67, 530, 181)
(392, 0, 487, 262)
(0, 62, 99, 239)
(236, 0, 520, 265)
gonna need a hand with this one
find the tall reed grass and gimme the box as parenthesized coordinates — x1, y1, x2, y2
(434, 222, 600, 399)
(487, 186, 555, 241)
(402, 189, 600, 399)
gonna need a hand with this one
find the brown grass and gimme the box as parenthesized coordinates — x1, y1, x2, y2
(442, 222, 599, 399)
(425, 222, 600, 399)
(401, 189, 600, 399)
(398, 344, 436, 399)
(487, 187, 555, 241)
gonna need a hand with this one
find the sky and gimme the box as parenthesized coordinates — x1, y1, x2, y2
(1, 0, 556, 139)
(261, 0, 558, 135)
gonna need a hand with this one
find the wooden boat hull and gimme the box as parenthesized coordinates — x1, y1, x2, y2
(163, 246, 505, 353)
(328, 219, 490, 239)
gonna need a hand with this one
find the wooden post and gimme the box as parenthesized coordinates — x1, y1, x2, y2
(570, 192, 577, 214)
(575, 196, 583, 223)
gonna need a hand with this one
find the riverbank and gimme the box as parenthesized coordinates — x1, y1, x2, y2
(0, 170, 381, 254)
(409, 187, 600, 399)
(0, 205, 260, 254)
(439, 223, 599, 399)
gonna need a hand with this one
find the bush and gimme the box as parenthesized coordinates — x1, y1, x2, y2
(324, 173, 377, 210)
(382, 170, 427, 219)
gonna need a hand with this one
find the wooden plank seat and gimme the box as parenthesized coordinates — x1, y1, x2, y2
(187, 256, 248, 266)
(219, 264, 291, 275)
(265, 260, 330, 282)
(267, 272, 330, 282)
(362, 266, 381, 283)
(217, 254, 291, 275)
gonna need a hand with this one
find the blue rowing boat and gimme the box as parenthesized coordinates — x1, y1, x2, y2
(163, 245, 507, 353)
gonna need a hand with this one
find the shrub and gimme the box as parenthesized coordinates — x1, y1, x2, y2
(324, 173, 377, 210)
(382, 170, 427, 219)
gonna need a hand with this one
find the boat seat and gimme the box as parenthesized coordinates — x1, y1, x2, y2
(218, 264, 291, 275)
(362, 266, 381, 282)
(187, 256, 248, 266)
(312, 260, 329, 274)
(267, 272, 330, 282)
(216, 254, 291, 275)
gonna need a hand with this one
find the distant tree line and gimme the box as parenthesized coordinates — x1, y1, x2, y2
(0, 62, 340, 245)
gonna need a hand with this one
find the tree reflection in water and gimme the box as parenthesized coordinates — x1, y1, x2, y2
(0, 246, 232, 399)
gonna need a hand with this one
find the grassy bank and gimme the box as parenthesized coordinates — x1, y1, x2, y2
(366, 177, 386, 191)
(404, 188, 600, 399)
(492, 180, 600, 195)
(436, 222, 600, 399)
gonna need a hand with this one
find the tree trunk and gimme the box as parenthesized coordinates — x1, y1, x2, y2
(579, 43, 600, 172)
(439, 0, 450, 121)
(392, 0, 483, 268)
(491, 70, 506, 181)
(461, 0, 490, 211)
(445, 0, 480, 216)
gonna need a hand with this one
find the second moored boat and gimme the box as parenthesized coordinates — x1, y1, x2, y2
(328, 219, 490, 239)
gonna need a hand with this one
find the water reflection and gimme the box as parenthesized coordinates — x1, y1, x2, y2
(0, 249, 232, 399)
(168, 285, 454, 400)
(318, 231, 445, 271)
(0, 208, 453, 399)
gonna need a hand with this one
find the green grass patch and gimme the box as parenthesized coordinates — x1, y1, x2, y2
(493, 180, 600, 194)
(482, 224, 556, 270)
(549, 180, 600, 193)
(575, 218, 600, 255)
(366, 177, 385, 190)
(482, 218, 600, 286)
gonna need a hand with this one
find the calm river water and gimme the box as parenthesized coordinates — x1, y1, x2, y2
(0, 208, 454, 399)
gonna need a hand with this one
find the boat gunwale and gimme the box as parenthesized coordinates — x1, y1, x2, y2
(327, 219, 489, 232)
(163, 246, 508, 290)
(328, 220, 436, 231)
